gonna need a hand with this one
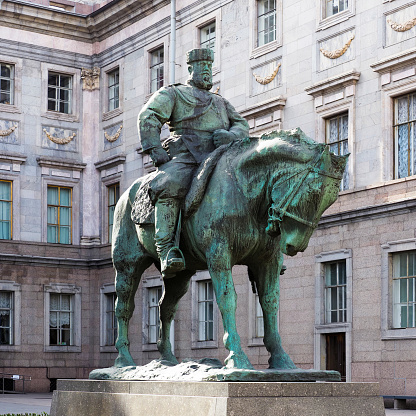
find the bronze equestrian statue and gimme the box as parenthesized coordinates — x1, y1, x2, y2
(109, 48, 348, 371)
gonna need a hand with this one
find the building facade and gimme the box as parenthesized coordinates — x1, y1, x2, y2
(0, 0, 416, 396)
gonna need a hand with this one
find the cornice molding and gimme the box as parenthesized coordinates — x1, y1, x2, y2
(305, 70, 361, 97)
(94, 153, 126, 170)
(0, 150, 26, 164)
(36, 156, 86, 171)
(370, 47, 416, 74)
(240, 96, 286, 119)
(318, 198, 416, 229)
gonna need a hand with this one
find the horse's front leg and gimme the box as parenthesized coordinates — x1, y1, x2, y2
(207, 249, 253, 370)
(157, 270, 194, 363)
(249, 253, 296, 369)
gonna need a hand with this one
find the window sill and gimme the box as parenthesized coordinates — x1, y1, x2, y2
(250, 40, 281, 60)
(0, 104, 21, 114)
(142, 343, 158, 352)
(44, 345, 81, 352)
(191, 340, 218, 349)
(317, 9, 354, 31)
(0, 345, 21, 351)
(103, 107, 123, 121)
(100, 345, 117, 353)
(382, 328, 416, 340)
(42, 111, 79, 123)
(248, 338, 264, 347)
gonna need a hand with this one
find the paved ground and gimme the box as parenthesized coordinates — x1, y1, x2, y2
(0, 393, 416, 415)
(0, 393, 52, 415)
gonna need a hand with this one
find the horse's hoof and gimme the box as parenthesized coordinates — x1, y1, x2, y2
(268, 354, 297, 370)
(159, 354, 179, 365)
(114, 355, 136, 368)
(225, 352, 254, 370)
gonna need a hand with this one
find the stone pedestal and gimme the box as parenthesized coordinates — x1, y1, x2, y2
(50, 379, 386, 416)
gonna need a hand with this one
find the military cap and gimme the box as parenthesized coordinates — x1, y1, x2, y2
(186, 48, 214, 64)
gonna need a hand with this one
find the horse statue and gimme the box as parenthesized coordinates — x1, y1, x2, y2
(111, 128, 348, 371)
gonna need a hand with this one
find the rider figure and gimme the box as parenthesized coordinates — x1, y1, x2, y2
(138, 48, 249, 277)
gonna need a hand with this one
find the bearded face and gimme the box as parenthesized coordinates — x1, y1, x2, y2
(188, 60, 213, 90)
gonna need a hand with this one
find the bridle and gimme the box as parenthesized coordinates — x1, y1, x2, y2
(268, 148, 343, 230)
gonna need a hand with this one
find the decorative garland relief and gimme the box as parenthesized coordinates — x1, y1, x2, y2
(0, 125, 17, 137)
(43, 128, 76, 145)
(253, 62, 281, 85)
(320, 35, 355, 59)
(105, 125, 123, 142)
(387, 17, 416, 32)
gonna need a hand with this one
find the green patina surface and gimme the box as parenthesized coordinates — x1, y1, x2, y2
(90, 49, 348, 381)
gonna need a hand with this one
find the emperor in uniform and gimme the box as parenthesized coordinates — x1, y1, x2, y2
(138, 48, 249, 276)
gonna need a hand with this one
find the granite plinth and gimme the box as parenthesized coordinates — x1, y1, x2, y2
(89, 359, 341, 382)
(50, 379, 386, 416)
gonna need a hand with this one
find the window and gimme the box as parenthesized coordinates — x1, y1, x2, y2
(394, 92, 416, 179)
(104, 292, 117, 346)
(326, 113, 349, 190)
(324, 261, 347, 323)
(108, 68, 119, 112)
(0, 291, 13, 345)
(325, 0, 349, 18)
(47, 73, 72, 114)
(148, 286, 162, 344)
(108, 183, 120, 244)
(47, 186, 72, 244)
(392, 252, 416, 329)
(150, 48, 164, 94)
(0, 180, 12, 240)
(49, 293, 73, 346)
(314, 249, 352, 381)
(254, 294, 264, 338)
(0, 63, 14, 105)
(200, 22, 216, 64)
(198, 281, 214, 341)
(257, 0, 276, 47)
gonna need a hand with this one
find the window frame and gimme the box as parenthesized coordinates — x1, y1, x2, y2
(102, 60, 124, 121)
(314, 249, 352, 382)
(142, 275, 164, 351)
(49, 292, 74, 347)
(257, 0, 277, 48)
(41, 176, 81, 245)
(317, 0, 355, 31)
(47, 72, 73, 115)
(107, 182, 120, 244)
(191, 271, 218, 349)
(149, 46, 165, 94)
(0, 179, 12, 240)
(107, 68, 119, 112)
(393, 91, 416, 179)
(0, 62, 15, 106)
(47, 185, 73, 245)
(325, 112, 350, 191)
(0, 281, 21, 351)
(0, 55, 21, 114)
(381, 239, 416, 340)
(249, 0, 282, 59)
(41, 63, 80, 122)
(100, 283, 117, 351)
(44, 283, 81, 352)
(199, 21, 217, 67)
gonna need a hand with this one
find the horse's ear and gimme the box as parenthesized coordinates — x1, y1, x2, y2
(330, 152, 349, 176)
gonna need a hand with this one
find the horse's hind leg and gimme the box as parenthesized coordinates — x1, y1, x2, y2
(248, 254, 296, 369)
(114, 252, 153, 367)
(157, 269, 194, 363)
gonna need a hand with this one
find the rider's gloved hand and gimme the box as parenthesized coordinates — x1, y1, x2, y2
(149, 147, 170, 167)
(213, 129, 235, 148)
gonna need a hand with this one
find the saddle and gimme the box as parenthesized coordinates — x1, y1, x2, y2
(131, 143, 232, 225)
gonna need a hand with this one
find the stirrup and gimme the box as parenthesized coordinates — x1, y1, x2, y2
(161, 247, 185, 278)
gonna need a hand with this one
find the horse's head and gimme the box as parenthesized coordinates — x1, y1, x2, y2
(266, 146, 348, 256)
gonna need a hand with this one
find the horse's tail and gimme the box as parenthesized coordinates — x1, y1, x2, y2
(184, 142, 233, 218)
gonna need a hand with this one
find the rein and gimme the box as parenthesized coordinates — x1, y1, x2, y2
(268, 148, 343, 230)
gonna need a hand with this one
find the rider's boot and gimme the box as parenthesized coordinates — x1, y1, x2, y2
(154, 197, 185, 278)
